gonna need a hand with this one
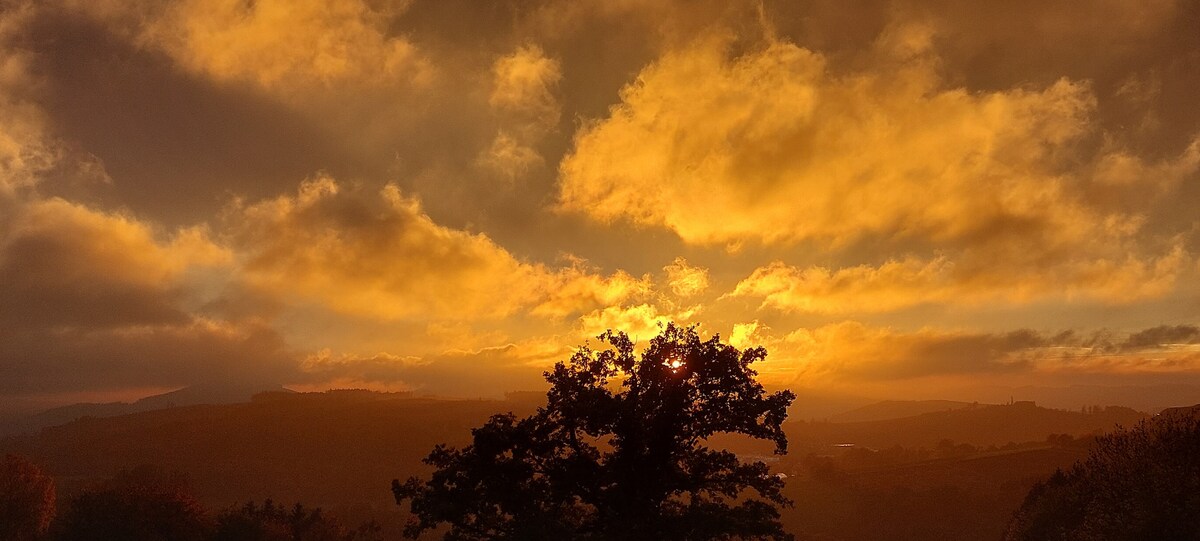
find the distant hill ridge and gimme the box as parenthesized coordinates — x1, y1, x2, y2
(0, 392, 540, 511)
(791, 401, 1148, 448)
(828, 400, 982, 423)
(1, 382, 293, 436)
(1156, 403, 1200, 419)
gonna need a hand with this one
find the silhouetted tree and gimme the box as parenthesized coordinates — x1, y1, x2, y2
(394, 323, 797, 540)
(1, 454, 56, 541)
(1005, 411, 1200, 541)
(52, 466, 210, 541)
(213, 500, 382, 541)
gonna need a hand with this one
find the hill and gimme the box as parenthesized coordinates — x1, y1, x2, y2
(0, 390, 537, 535)
(0, 392, 1150, 539)
(828, 400, 980, 423)
(788, 401, 1146, 450)
(0, 382, 294, 436)
(781, 445, 1091, 541)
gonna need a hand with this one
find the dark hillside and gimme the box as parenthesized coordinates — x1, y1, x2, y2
(788, 401, 1145, 450)
(0, 392, 1138, 540)
(828, 400, 978, 423)
(2, 391, 540, 534)
(781, 446, 1089, 541)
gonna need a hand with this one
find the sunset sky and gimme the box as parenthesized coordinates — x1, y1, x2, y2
(2, 0, 1199, 415)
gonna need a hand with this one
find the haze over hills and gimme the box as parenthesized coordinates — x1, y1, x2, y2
(1003, 383, 1200, 414)
(781, 442, 1094, 541)
(779, 382, 1200, 423)
(828, 400, 979, 423)
(790, 401, 1146, 450)
(0, 390, 541, 534)
(0, 382, 293, 436)
(0, 389, 1174, 540)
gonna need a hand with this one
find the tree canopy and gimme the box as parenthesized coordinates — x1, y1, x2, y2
(1, 454, 56, 541)
(1005, 410, 1200, 541)
(213, 500, 382, 541)
(52, 466, 210, 541)
(393, 323, 797, 540)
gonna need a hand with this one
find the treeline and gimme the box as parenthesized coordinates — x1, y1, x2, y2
(787, 432, 1096, 474)
(1, 459, 380, 541)
(1006, 412, 1200, 540)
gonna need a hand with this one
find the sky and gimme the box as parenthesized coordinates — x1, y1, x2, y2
(1, 0, 1199, 414)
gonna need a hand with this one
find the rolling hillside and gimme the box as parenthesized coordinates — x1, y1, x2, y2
(788, 401, 1146, 450)
(0, 392, 1153, 540)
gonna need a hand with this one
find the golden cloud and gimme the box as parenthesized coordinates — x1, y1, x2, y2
(753, 321, 1200, 385)
(226, 176, 540, 320)
(0, 157, 281, 390)
(558, 24, 1199, 312)
(1, 197, 229, 329)
(297, 336, 569, 397)
(774, 322, 1038, 382)
(533, 262, 652, 318)
(477, 131, 545, 182)
(557, 29, 1062, 245)
(728, 320, 767, 350)
(164, 0, 430, 91)
(225, 176, 647, 322)
(663, 256, 709, 297)
(730, 241, 1190, 314)
(479, 45, 562, 181)
(578, 303, 698, 340)
(557, 26, 1197, 249)
(0, 95, 48, 198)
(65, 0, 431, 94)
(0, 4, 53, 197)
(489, 44, 561, 134)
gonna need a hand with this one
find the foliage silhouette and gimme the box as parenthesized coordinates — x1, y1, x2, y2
(213, 500, 382, 541)
(52, 466, 210, 541)
(1005, 410, 1200, 541)
(393, 323, 797, 540)
(42, 464, 381, 541)
(1, 454, 56, 541)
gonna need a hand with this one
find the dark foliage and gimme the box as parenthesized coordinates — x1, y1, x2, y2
(394, 323, 796, 540)
(1, 454, 56, 541)
(52, 466, 210, 541)
(213, 500, 382, 541)
(44, 464, 380, 541)
(1005, 411, 1200, 541)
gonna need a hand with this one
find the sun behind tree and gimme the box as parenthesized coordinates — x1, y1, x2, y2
(393, 323, 796, 540)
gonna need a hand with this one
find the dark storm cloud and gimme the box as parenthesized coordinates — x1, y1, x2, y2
(764, 0, 1200, 151)
(0, 321, 298, 393)
(0, 197, 301, 394)
(1121, 325, 1200, 350)
(24, 10, 376, 226)
(0, 199, 192, 330)
(854, 329, 1046, 380)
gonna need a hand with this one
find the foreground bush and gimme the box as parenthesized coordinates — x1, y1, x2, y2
(1006, 410, 1200, 541)
(52, 467, 209, 541)
(1, 455, 56, 541)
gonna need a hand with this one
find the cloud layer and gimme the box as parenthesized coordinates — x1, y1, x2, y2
(0, 0, 1198, 409)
